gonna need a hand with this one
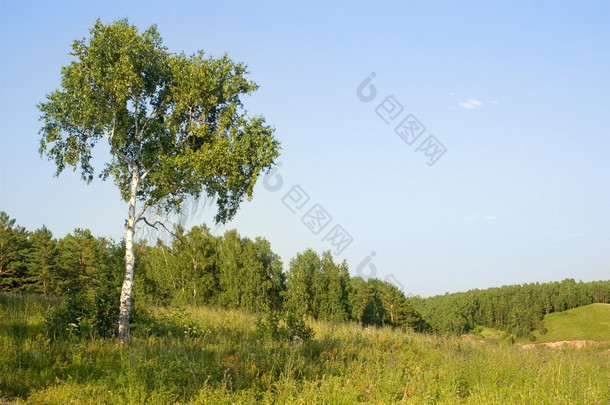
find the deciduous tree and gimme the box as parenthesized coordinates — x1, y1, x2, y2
(38, 19, 280, 343)
(284, 249, 321, 317)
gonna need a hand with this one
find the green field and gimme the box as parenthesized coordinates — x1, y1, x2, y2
(533, 303, 610, 342)
(1, 294, 609, 404)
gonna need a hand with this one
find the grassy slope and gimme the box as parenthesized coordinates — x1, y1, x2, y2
(1, 294, 609, 404)
(533, 303, 610, 342)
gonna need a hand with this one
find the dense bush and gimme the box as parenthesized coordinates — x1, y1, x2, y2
(255, 310, 314, 342)
(45, 289, 119, 339)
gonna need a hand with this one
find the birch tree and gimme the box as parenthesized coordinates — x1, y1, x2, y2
(38, 19, 280, 343)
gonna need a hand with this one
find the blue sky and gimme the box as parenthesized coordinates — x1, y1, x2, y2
(1, 1, 608, 297)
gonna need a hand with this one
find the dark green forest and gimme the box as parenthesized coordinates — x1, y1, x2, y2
(2, 211, 609, 340)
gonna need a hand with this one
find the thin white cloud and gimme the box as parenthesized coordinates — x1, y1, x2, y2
(458, 98, 483, 109)
(465, 215, 498, 222)
(544, 229, 585, 238)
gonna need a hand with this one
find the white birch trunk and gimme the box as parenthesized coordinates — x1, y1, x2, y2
(118, 169, 139, 344)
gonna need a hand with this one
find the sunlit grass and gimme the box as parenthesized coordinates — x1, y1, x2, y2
(1, 294, 609, 404)
(533, 303, 610, 342)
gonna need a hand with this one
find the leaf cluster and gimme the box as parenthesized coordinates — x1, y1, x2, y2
(38, 19, 280, 224)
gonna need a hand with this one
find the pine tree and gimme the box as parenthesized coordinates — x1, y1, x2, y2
(55, 229, 111, 294)
(25, 226, 58, 294)
(0, 212, 30, 291)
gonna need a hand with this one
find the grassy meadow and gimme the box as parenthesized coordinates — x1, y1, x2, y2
(532, 303, 610, 343)
(1, 293, 609, 404)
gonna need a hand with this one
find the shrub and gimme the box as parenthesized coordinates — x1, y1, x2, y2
(255, 310, 314, 342)
(45, 288, 119, 339)
(45, 292, 94, 338)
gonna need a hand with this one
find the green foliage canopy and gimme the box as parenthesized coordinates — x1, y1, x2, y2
(38, 18, 280, 224)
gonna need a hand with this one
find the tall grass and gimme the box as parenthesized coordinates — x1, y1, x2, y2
(1, 294, 609, 404)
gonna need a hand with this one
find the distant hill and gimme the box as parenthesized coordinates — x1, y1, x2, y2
(411, 278, 610, 337)
(533, 303, 610, 342)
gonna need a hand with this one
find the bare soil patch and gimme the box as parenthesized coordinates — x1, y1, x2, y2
(520, 340, 610, 350)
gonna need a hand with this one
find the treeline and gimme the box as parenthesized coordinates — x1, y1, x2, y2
(0, 212, 424, 335)
(4, 211, 608, 340)
(411, 279, 610, 338)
